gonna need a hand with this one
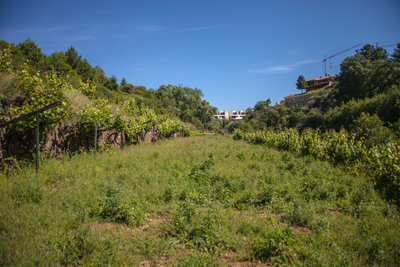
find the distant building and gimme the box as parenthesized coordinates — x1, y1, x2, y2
(306, 74, 336, 93)
(215, 110, 246, 121)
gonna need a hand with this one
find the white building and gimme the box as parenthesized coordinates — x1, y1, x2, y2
(214, 110, 246, 121)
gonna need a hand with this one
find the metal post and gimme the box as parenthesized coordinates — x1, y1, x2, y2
(152, 125, 155, 146)
(348, 143, 359, 164)
(36, 112, 39, 176)
(94, 123, 97, 160)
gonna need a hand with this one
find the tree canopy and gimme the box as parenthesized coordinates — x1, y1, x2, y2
(357, 44, 388, 62)
(65, 45, 82, 69)
(296, 75, 307, 94)
(254, 99, 271, 111)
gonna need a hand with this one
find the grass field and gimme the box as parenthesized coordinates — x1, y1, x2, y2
(1, 136, 399, 266)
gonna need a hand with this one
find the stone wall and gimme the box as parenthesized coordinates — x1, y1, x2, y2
(0, 124, 159, 163)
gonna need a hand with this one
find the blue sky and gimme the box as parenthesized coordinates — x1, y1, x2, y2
(1, 0, 399, 110)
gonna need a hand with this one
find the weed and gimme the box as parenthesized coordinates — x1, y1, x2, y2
(163, 185, 176, 203)
(174, 253, 220, 266)
(88, 184, 148, 226)
(250, 225, 295, 264)
(236, 151, 246, 162)
(188, 153, 215, 184)
(169, 203, 227, 252)
(10, 179, 43, 206)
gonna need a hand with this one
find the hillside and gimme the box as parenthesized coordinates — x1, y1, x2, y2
(1, 136, 399, 266)
(0, 39, 225, 164)
(230, 44, 400, 142)
(0, 39, 220, 133)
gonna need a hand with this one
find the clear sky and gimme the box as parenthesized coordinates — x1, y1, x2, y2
(1, 0, 399, 110)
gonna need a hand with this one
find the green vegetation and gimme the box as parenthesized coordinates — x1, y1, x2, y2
(0, 39, 217, 134)
(1, 136, 399, 265)
(1, 37, 400, 266)
(296, 75, 307, 94)
(231, 44, 400, 143)
(0, 48, 190, 160)
(233, 128, 400, 207)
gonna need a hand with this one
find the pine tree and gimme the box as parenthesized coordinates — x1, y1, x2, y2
(296, 75, 307, 94)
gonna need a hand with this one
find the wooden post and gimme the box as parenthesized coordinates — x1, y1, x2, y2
(36, 112, 39, 176)
(94, 123, 97, 161)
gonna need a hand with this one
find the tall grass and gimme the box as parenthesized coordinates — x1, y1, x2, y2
(1, 136, 399, 265)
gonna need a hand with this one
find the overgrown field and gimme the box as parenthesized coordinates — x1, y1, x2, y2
(1, 136, 399, 266)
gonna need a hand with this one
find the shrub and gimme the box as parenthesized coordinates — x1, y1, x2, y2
(350, 112, 393, 148)
(188, 153, 215, 184)
(250, 225, 295, 264)
(88, 185, 147, 226)
(169, 202, 227, 252)
(284, 199, 315, 227)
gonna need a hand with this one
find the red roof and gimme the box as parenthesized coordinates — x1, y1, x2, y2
(306, 74, 336, 82)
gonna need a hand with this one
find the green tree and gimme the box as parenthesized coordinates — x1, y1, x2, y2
(77, 59, 96, 82)
(41, 51, 70, 76)
(254, 98, 271, 111)
(65, 45, 81, 69)
(350, 112, 393, 148)
(94, 65, 107, 83)
(16, 38, 44, 69)
(358, 44, 388, 62)
(296, 75, 307, 94)
(121, 77, 127, 86)
(227, 119, 245, 133)
(0, 41, 24, 70)
(288, 110, 305, 128)
(391, 43, 400, 63)
(336, 54, 400, 103)
(103, 75, 118, 91)
(260, 105, 289, 130)
(121, 83, 135, 94)
(242, 122, 254, 133)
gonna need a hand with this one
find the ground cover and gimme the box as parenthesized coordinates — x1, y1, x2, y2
(1, 136, 399, 266)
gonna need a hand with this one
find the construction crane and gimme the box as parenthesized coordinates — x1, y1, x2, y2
(379, 43, 398, 49)
(322, 44, 362, 77)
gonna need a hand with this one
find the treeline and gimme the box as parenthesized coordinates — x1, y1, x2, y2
(0, 38, 217, 131)
(229, 44, 400, 148)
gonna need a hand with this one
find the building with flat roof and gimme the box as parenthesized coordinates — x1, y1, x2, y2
(215, 110, 246, 121)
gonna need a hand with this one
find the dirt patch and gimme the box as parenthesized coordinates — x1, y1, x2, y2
(260, 212, 284, 218)
(226, 262, 272, 267)
(90, 216, 171, 236)
(292, 225, 313, 236)
(220, 250, 272, 267)
(139, 257, 175, 267)
(329, 208, 342, 216)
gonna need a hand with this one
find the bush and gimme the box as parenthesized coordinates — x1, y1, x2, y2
(250, 225, 295, 264)
(88, 184, 147, 226)
(350, 112, 393, 148)
(232, 129, 244, 140)
(284, 199, 315, 227)
(169, 203, 227, 252)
